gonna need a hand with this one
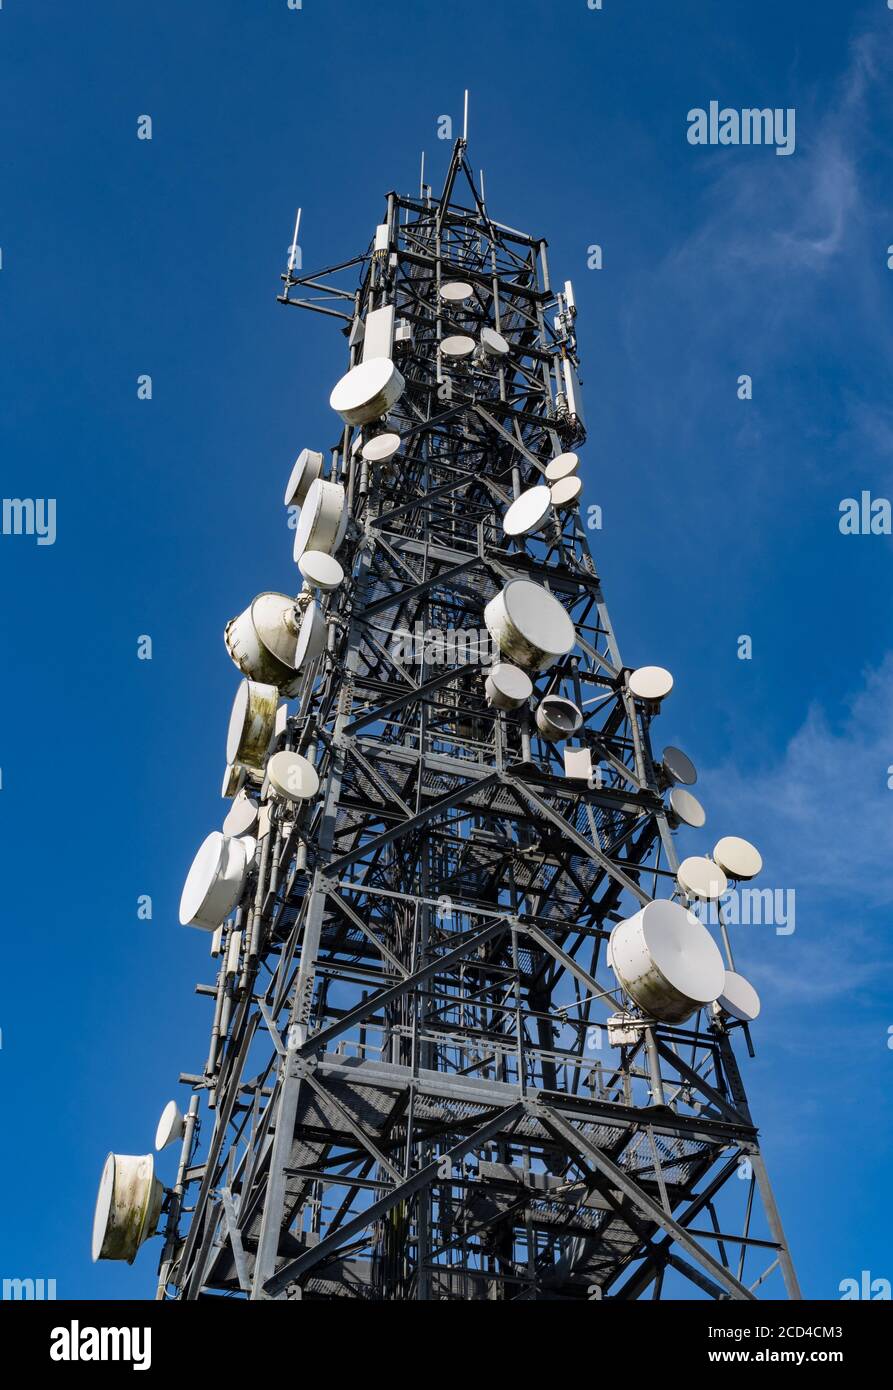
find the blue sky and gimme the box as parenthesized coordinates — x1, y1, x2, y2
(0, 0, 890, 1299)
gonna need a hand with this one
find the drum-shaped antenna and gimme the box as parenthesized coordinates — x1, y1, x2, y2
(483, 662, 533, 711)
(179, 832, 252, 930)
(92, 1153, 164, 1264)
(283, 448, 324, 507)
(535, 696, 583, 742)
(609, 899, 725, 1024)
(484, 580, 575, 672)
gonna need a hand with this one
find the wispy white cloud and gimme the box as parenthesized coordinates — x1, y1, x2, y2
(694, 654, 893, 1004)
(700, 653, 893, 903)
(620, 18, 893, 469)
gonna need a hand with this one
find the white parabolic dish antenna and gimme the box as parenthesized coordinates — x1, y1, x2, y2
(221, 762, 245, 799)
(294, 600, 328, 668)
(535, 696, 583, 742)
(441, 334, 476, 359)
(629, 666, 674, 702)
(283, 448, 324, 508)
(267, 750, 320, 803)
(361, 431, 401, 464)
(223, 789, 258, 837)
(484, 662, 532, 711)
(669, 787, 706, 828)
(484, 579, 575, 672)
(479, 327, 509, 357)
(609, 899, 725, 1023)
(299, 550, 344, 592)
(549, 475, 583, 510)
(713, 835, 762, 880)
(154, 1100, 185, 1152)
(440, 280, 473, 302)
(92, 1153, 164, 1264)
(716, 970, 761, 1022)
(503, 486, 551, 538)
(677, 855, 728, 901)
(293, 479, 348, 563)
(545, 451, 580, 482)
(329, 357, 405, 425)
(663, 745, 697, 785)
(179, 831, 251, 930)
(224, 592, 300, 694)
(226, 678, 278, 772)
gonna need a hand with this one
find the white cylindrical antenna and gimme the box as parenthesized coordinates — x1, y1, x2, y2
(288, 207, 302, 272)
(419, 152, 425, 199)
(463, 89, 469, 143)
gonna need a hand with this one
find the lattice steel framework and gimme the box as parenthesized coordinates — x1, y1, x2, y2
(156, 138, 800, 1302)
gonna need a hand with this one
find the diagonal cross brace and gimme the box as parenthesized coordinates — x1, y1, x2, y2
(264, 1100, 526, 1296)
(537, 1105, 757, 1300)
(297, 916, 510, 1058)
(509, 775, 651, 906)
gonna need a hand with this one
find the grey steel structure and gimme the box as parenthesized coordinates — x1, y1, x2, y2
(158, 138, 799, 1301)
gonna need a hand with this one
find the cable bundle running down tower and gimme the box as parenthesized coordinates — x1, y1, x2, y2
(93, 135, 800, 1302)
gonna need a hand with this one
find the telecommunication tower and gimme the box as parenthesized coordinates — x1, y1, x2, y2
(92, 130, 799, 1302)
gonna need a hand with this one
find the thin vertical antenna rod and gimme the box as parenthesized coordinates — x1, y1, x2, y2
(462, 89, 469, 143)
(288, 208, 302, 272)
(419, 152, 425, 200)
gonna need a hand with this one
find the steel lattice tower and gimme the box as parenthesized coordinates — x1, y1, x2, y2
(153, 137, 799, 1302)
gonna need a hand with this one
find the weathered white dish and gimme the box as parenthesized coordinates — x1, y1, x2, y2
(361, 432, 401, 464)
(226, 679, 278, 773)
(440, 280, 474, 302)
(609, 899, 725, 1024)
(544, 451, 580, 482)
(441, 334, 476, 359)
(224, 593, 301, 695)
(484, 579, 575, 672)
(549, 475, 583, 509)
(92, 1153, 164, 1264)
(535, 695, 583, 741)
